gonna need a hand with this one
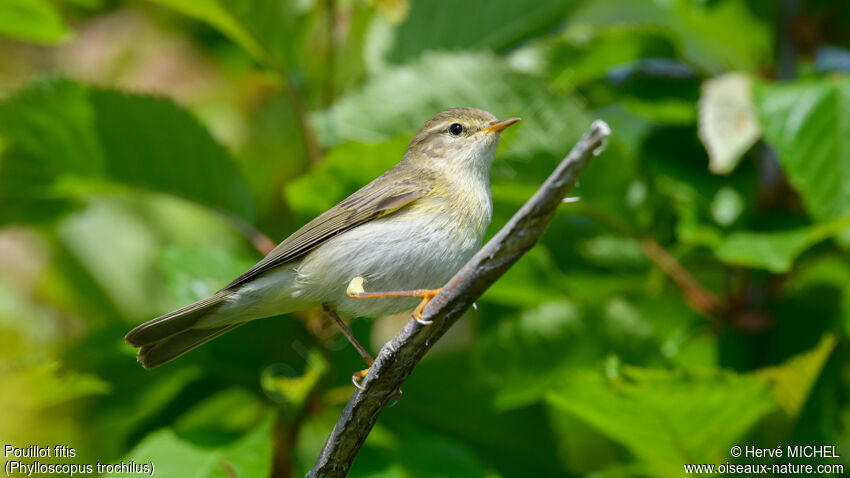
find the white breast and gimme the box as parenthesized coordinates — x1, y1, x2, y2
(295, 190, 491, 318)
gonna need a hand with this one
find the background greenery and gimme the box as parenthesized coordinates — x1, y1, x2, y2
(1, 0, 849, 476)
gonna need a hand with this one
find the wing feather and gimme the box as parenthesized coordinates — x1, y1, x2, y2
(225, 170, 433, 289)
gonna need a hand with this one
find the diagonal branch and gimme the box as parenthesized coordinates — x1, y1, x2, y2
(570, 203, 722, 319)
(636, 236, 720, 317)
(308, 120, 612, 478)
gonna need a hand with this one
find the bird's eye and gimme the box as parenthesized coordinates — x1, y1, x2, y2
(448, 123, 463, 136)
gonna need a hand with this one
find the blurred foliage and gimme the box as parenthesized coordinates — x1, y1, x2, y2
(1, 0, 849, 477)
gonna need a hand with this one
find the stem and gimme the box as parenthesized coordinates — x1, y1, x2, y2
(221, 210, 277, 255)
(323, 0, 337, 107)
(232, 15, 323, 165)
(637, 237, 720, 316)
(573, 203, 721, 319)
(283, 73, 324, 165)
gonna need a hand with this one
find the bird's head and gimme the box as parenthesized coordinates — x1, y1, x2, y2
(404, 107, 519, 176)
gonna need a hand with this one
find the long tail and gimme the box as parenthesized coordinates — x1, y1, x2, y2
(125, 292, 239, 369)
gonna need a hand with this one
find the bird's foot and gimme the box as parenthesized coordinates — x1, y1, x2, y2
(351, 368, 369, 391)
(346, 277, 440, 325)
(411, 289, 440, 324)
(351, 367, 404, 405)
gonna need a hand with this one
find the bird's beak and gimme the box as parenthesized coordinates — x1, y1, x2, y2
(476, 117, 521, 135)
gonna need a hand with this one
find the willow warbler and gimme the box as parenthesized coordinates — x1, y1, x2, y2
(126, 108, 519, 374)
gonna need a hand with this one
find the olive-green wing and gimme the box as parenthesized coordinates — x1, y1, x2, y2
(224, 171, 433, 289)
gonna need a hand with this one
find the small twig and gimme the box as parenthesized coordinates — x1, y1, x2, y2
(568, 202, 721, 319)
(637, 237, 720, 316)
(284, 74, 324, 166)
(308, 120, 611, 477)
(223, 212, 277, 255)
(219, 458, 236, 478)
(218, 12, 324, 167)
(323, 0, 337, 107)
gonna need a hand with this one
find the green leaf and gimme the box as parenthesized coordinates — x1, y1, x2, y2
(145, 0, 314, 70)
(480, 300, 591, 410)
(285, 136, 409, 217)
(578, 235, 647, 269)
(58, 199, 164, 319)
(755, 334, 837, 417)
(481, 247, 567, 308)
(788, 253, 850, 291)
(148, 0, 264, 59)
(0, 80, 255, 224)
(543, 33, 648, 91)
(312, 52, 589, 162)
(546, 366, 776, 476)
(90, 89, 255, 219)
(158, 245, 255, 306)
(261, 349, 329, 420)
(297, 408, 499, 477)
(85, 365, 204, 460)
(0, 0, 68, 44)
(484, 292, 678, 412)
(786, 254, 850, 339)
(715, 228, 811, 273)
(757, 78, 850, 221)
(371, 430, 497, 478)
(107, 413, 274, 478)
(620, 98, 696, 125)
(714, 216, 850, 273)
(378, 0, 578, 65)
(11, 362, 110, 408)
(546, 410, 626, 475)
(175, 388, 268, 435)
(570, 0, 771, 74)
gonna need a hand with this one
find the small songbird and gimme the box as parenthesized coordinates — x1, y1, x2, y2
(126, 108, 519, 383)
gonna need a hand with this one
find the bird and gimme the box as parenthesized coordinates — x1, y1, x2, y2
(126, 107, 519, 385)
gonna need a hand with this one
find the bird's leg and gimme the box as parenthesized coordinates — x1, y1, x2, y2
(323, 304, 373, 390)
(346, 277, 440, 325)
(349, 289, 440, 324)
(322, 304, 403, 403)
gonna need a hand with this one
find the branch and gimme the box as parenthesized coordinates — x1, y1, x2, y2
(308, 120, 612, 477)
(569, 203, 722, 319)
(636, 236, 721, 317)
(222, 212, 277, 256)
(284, 75, 324, 166)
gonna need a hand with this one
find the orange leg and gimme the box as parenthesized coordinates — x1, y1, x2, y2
(347, 287, 442, 324)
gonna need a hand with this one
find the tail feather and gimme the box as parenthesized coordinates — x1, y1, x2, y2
(125, 292, 236, 369)
(126, 292, 228, 346)
(137, 324, 241, 369)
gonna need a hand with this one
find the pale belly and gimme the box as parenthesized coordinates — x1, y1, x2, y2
(293, 209, 484, 318)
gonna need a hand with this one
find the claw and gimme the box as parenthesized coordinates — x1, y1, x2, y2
(352, 368, 368, 391)
(390, 388, 403, 407)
